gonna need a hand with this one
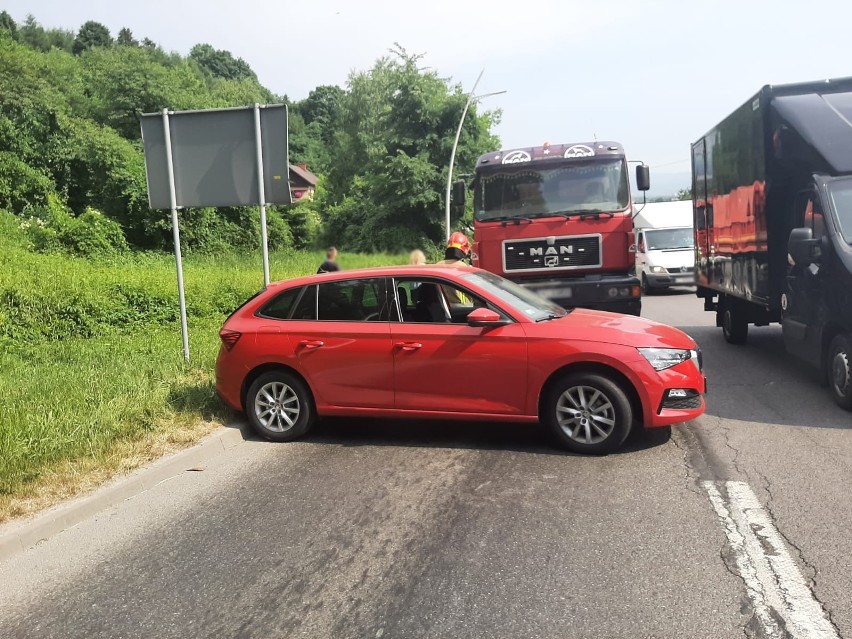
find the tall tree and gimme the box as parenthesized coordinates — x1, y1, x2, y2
(80, 46, 207, 138)
(18, 15, 49, 51)
(0, 11, 16, 39)
(116, 27, 138, 47)
(189, 43, 255, 81)
(322, 46, 499, 251)
(72, 21, 112, 55)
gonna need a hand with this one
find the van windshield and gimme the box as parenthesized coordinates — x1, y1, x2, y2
(644, 228, 694, 250)
(828, 178, 852, 244)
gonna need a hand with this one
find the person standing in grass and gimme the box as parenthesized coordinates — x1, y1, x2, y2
(317, 247, 340, 274)
(409, 249, 426, 265)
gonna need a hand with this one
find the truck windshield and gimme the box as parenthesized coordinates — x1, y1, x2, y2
(644, 228, 694, 250)
(828, 178, 852, 244)
(474, 159, 629, 221)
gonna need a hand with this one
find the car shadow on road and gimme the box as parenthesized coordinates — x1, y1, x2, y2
(297, 417, 671, 457)
(678, 323, 851, 429)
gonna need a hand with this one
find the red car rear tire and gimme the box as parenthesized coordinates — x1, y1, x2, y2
(246, 370, 315, 442)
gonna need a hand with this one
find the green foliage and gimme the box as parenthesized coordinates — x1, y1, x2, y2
(676, 187, 692, 201)
(72, 20, 112, 54)
(26, 205, 129, 257)
(0, 218, 406, 496)
(190, 43, 256, 81)
(322, 45, 500, 252)
(116, 27, 138, 47)
(2, 15, 501, 256)
(80, 45, 207, 138)
(0, 152, 55, 210)
(173, 206, 293, 254)
(0, 11, 16, 39)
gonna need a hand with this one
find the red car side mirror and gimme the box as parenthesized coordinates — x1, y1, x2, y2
(467, 307, 510, 328)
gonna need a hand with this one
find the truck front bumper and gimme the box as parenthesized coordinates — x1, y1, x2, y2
(514, 274, 642, 316)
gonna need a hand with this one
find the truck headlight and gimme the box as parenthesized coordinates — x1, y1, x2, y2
(650, 266, 668, 274)
(638, 347, 691, 371)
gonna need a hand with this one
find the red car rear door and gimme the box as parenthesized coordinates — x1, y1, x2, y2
(285, 278, 395, 409)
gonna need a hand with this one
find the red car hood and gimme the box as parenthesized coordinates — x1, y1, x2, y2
(527, 308, 697, 350)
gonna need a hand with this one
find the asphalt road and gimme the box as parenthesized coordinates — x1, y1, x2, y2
(1, 289, 851, 638)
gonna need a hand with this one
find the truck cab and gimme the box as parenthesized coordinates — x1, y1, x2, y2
(463, 142, 648, 316)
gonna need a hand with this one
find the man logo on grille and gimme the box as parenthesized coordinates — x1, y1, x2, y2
(544, 255, 559, 267)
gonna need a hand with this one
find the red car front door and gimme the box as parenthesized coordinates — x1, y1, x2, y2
(390, 279, 528, 415)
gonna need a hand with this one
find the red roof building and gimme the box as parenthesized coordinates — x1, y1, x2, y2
(289, 163, 318, 202)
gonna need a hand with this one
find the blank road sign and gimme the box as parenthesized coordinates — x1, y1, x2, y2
(141, 105, 290, 209)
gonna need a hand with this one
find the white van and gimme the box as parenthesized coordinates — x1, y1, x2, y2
(635, 226, 695, 293)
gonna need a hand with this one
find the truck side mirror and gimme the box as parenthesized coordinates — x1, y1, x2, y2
(636, 165, 650, 191)
(452, 180, 466, 208)
(788, 227, 820, 265)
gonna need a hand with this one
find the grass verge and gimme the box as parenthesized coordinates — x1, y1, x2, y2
(0, 222, 405, 522)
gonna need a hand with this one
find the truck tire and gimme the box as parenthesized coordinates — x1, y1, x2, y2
(827, 334, 852, 410)
(721, 299, 748, 345)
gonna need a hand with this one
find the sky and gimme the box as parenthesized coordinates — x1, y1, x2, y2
(7, 0, 852, 189)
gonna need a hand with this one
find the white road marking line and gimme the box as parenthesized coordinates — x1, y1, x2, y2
(702, 480, 839, 639)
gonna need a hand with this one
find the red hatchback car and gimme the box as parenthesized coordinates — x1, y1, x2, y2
(216, 265, 705, 454)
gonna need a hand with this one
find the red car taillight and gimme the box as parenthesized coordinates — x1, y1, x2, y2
(219, 329, 242, 351)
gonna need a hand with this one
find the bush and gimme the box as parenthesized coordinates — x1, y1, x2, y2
(0, 152, 56, 212)
(26, 205, 129, 257)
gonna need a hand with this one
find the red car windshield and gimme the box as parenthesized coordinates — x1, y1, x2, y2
(460, 271, 567, 322)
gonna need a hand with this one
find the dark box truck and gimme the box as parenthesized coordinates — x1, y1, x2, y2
(692, 77, 852, 408)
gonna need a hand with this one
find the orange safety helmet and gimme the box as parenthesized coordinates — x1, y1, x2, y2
(447, 232, 471, 256)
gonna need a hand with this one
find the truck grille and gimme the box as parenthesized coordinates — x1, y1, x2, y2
(503, 234, 602, 273)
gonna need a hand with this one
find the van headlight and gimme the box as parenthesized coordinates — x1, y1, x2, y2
(650, 266, 668, 274)
(638, 347, 691, 371)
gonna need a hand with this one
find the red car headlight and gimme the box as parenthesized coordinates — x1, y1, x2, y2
(637, 347, 692, 371)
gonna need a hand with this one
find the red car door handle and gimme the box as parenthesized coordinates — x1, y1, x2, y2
(299, 340, 325, 349)
(395, 341, 422, 351)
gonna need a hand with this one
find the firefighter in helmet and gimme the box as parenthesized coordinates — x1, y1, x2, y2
(436, 232, 471, 266)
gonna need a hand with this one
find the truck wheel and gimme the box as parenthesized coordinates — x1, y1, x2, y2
(544, 372, 632, 454)
(827, 334, 852, 410)
(721, 300, 748, 345)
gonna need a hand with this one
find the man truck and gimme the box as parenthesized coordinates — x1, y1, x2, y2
(455, 141, 649, 316)
(692, 77, 852, 408)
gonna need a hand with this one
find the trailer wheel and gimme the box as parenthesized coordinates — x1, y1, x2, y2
(721, 299, 748, 345)
(827, 334, 852, 410)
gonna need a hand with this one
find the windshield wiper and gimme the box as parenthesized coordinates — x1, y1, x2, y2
(548, 209, 615, 220)
(536, 311, 568, 322)
(481, 215, 533, 225)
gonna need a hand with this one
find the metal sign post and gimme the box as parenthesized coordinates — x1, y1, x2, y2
(254, 103, 270, 287)
(162, 108, 190, 363)
(140, 104, 289, 362)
